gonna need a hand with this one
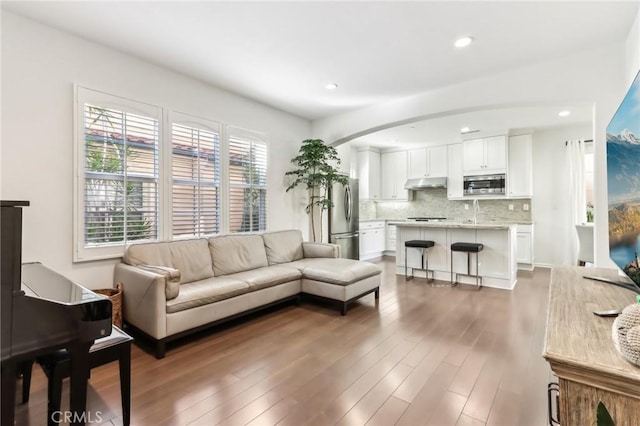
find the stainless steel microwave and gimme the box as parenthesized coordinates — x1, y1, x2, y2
(463, 174, 506, 196)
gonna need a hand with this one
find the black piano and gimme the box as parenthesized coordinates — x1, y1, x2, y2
(1, 201, 112, 426)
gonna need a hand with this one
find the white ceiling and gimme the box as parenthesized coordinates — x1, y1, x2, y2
(3, 1, 638, 148)
(349, 104, 595, 149)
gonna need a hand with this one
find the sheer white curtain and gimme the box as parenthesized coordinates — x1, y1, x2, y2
(564, 140, 587, 264)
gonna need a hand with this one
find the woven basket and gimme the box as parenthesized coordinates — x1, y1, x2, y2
(95, 283, 123, 328)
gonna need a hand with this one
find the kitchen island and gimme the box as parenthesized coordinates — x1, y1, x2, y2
(389, 221, 517, 290)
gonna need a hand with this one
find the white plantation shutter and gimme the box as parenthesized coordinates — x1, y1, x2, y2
(83, 106, 159, 243)
(228, 131, 267, 233)
(171, 118, 221, 238)
(75, 88, 161, 261)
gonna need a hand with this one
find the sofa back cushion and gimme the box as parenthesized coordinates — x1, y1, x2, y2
(125, 241, 173, 268)
(169, 239, 215, 283)
(262, 230, 304, 265)
(209, 234, 268, 276)
(124, 238, 214, 284)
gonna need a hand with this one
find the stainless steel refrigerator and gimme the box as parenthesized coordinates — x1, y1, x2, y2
(329, 177, 359, 260)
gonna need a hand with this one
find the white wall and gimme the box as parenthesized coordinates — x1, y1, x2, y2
(532, 124, 593, 267)
(626, 9, 640, 86)
(1, 12, 311, 288)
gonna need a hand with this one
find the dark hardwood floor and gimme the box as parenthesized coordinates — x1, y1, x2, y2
(15, 258, 554, 425)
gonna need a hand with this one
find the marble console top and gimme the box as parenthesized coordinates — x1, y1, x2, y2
(387, 221, 516, 230)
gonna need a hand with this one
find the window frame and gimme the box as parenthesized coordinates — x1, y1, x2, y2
(168, 112, 222, 239)
(227, 126, 269, 234)
(74, 86, 163, 262)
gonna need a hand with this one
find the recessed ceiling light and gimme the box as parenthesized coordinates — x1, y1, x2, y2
(558, 110, 571, 117)
(326, 83, 338, 90)
(454, 36, 474, 48)
(460, 126, 470, 133)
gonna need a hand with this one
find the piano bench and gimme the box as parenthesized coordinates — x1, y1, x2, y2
(22, 326, 133, 426)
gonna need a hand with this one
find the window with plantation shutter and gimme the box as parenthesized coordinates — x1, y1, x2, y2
(228, 130, 267, 233)
(75, 87, 161, 261)
(74, 87, 271, 260)
(171, 116, 221, 238)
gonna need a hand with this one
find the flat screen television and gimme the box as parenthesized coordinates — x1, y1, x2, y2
(605, 68, 640, 294)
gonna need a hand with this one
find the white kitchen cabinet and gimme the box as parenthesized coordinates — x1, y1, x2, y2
(447, 143, 463, 199)
(380, 151, 408, 200)
(385, 222, 397, 252)
(429, 145, 449, 177)
(508, 134, 533, 198)
(360, 221, 385, 260)
(334, 143, 351, 175)
(358, 150, 380, 200)
(408, 148, 427, 179)
(516, 224, 534, 270)
(408, 145, 448, 179)
(463, 135, 507, 175)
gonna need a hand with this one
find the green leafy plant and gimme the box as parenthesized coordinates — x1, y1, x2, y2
(597, 401, 615, 426)
(285, 139, 348, 242)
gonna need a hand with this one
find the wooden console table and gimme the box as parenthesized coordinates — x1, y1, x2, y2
(543, 266, 640, 425)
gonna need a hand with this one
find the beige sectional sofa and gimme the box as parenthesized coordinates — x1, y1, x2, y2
(114, 230, 381, 358)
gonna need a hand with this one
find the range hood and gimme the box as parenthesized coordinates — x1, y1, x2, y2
(404, 177, 447, 190)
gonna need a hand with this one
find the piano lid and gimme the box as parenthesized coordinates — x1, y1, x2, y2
(21, 262, 107, 305)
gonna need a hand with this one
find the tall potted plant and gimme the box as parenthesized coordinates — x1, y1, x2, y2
(286, 139, 348, 242)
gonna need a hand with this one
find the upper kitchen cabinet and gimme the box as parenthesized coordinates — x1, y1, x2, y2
(358, 149, 381, 201)
(462, 135, 507, 175)
(334, 143, 353, 176)
(507, 133, 533, 198)
(408, 145, 448, 179)
(447, 143, 464, 199)
(381, 151, 408, 200)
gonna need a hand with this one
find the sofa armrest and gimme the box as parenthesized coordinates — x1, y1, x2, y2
(114, 263, 173, 340)
(136, 265, 181, 297)
(302, 242, 341, 258)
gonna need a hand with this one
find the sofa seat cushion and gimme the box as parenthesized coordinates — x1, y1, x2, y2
(227, 266, 302, 291)
(288, 258, 381, 286)
(166, 277, 249, 314)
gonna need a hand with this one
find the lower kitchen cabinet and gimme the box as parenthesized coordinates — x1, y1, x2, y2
(360, 221, 385, 260)
(385, 222, 397, 252)
(516, 224, 534, 270)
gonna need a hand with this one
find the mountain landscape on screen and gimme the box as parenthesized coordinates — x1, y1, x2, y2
(607, 70, 640, 285)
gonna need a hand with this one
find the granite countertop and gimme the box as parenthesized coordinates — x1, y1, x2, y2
(387, 220, 516, 230)
(362, 218, 533, 226)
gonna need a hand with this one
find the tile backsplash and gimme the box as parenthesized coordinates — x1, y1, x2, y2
(360, 188, 532, 222)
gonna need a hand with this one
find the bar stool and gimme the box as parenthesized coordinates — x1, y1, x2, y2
(404, 240, 435, 280)
(21, 326, 133, 426)
(451, 242, 484, 290)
